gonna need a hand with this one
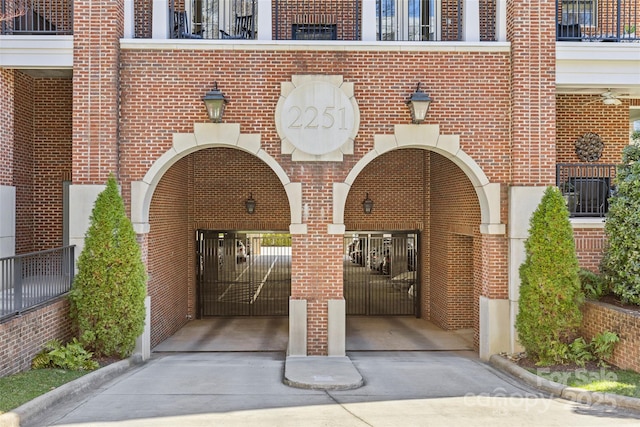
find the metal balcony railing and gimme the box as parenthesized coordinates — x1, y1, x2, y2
(556, 163, 618, 218)
(557, 0, 639, 42)
(171, 0, 257, 39)
(1, 0, 73, 35)
(0, 246, 75, 320)
(172, 0, 473, 41)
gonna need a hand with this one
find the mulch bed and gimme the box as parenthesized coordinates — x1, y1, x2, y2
(96, 357, 122, 368)
(598, 295, 640, 313)
(517, 356, 609, 373)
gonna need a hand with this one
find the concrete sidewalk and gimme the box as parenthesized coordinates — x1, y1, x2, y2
(3, 351, 640, 427)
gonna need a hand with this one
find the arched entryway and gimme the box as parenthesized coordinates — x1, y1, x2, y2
(130, 123, 302, 352)
(332, 125, 507, 358)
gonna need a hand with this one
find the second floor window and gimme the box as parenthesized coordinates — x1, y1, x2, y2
(378, 0, 435, 41)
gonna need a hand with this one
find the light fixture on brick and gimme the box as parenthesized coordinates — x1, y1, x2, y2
(362, 193, 373, 214)
(245, 193, 256, 214)
(406, 83, 432, 124)
(202, 82, 228, 123)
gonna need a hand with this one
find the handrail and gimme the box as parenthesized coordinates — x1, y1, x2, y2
(0, 245, 75, 320)
(1, 0, 73, 35)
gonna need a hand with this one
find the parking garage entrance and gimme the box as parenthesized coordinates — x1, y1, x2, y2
(344, 233, 418, 316)
(196, 231, 291, 317)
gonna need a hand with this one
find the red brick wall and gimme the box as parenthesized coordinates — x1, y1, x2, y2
(0, 298, 74, 378)
(148, 156, 191, 348)
(345, 149, 427, 231)
(135, 0, 153, 38)
(118, 49, 511, 185)
(118, 47, 511, 354)
(11, 74, 72, 254)
(508, 0, 557, 186)
(273, 0, 360, 40)
(192, 148, 290, 231)
(574, 227, 607, 272)
(580, 301, 640, 372)
(72, 0, 123, 185)
(557, 95, 629, 164)
(13, 71, 35, 254)
(0, 69, 13, 186)
(430, 152, 481, 332)
(33, 78, 73, 250)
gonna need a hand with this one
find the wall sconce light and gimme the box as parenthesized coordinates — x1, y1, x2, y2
(202, 82, 228, 123)
(406, 83, 432, 124)
(245, 193, 256, 214)
(362, 193, 374, 214)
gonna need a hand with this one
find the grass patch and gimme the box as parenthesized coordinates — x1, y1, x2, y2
(0, 369, 88, 414)
(534, 368, 640, 399)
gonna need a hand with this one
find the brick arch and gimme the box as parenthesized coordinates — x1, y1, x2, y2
(130, 123, 304, 234)
(332, 124, 504, 236)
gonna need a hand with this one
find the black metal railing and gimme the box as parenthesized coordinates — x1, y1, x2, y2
(557, 0, 639, 42)
(0, 246, 75, 320)
(171, 0, 257, 39)
(1, 0, 73, 35)
(556, 163, 617, 217)
(174, 0, 470, 42)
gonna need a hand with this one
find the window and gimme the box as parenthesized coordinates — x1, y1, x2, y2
(562, 0, 596, 26)
(377, 0, 434, 41)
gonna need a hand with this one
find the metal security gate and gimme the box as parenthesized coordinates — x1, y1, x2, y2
(197, 231, 291, 316)
(344, 233, 418, 316)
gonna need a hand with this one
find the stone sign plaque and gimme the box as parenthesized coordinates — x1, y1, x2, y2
(276, 75, 359, 161)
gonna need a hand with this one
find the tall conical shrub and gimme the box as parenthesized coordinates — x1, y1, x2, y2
(601, 140, 640, 305)
(515, 186, 583, 365)
(69, 175, 147, 358)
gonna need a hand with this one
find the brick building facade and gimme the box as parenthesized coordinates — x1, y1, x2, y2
(1, 0, 639, 370)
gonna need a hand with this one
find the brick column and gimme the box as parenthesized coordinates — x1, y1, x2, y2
(507, 0, 557, 186)
(72, 0, 123, 184)
(291, 169, 344, 356)
(0, 70, 15, 258)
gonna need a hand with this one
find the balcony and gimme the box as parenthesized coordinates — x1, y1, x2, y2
(556, 163, 617, 218)
(557, 0, 639, 42)
(0, 0, 72, 35)
(1, 0, 637, 43)
(170, 0, 478, 41)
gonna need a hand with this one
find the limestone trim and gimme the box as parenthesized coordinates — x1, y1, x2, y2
(331, 124, 504, 235)
(130, 123, 305, 235)
(276, 75, 359, 162)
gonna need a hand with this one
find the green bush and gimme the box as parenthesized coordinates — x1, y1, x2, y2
(591, 331, 620, 366)
(578, 269, 608, 300)
(31, 338, 99, 371)
(568, 337, 594, 367)
(515, 186, 583, 365)
(601, 141, 640, 305)
(69, 175, 147, 359)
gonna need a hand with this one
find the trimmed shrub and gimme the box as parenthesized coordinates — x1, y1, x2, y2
(515, 186, 583, 365)
(69, 175, 147, 358)
(601, 141, 640, 305)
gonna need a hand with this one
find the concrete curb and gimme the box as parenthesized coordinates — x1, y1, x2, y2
(489, 354, 640, 412)
(283, 356, 364, 391)
(0, 354, 144, 427)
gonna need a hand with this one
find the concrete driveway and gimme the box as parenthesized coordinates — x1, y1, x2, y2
(25, 350, 640, 427)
